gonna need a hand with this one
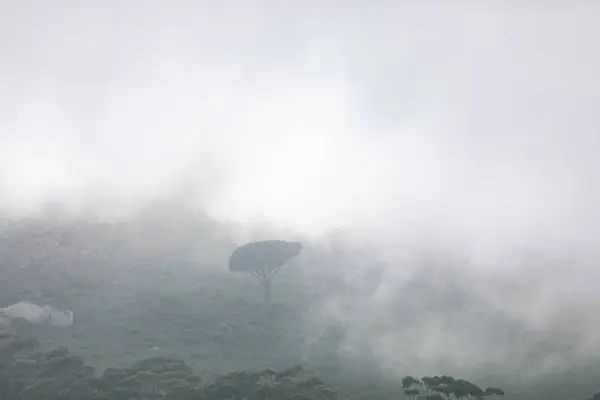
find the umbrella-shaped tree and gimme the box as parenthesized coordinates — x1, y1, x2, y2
(228, 240, 303, 303)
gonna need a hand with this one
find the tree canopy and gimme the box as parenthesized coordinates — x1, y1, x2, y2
(0, 333, 341, 400)
(228, 240, 303, 303)
(401, 375, 505, 400)
(228, 240, 303, 274)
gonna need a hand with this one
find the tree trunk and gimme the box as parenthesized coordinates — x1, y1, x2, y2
(263, 278, 271, 304)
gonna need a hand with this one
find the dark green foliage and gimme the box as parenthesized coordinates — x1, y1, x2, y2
(0, 334, 346, 400)
(402, 375, 421, 389)
(204, 363, 338, 400)
(92, 355, 203, 399)
(401, 375, 505, 400)
(0, 342, 95, 400)
(229, 240, 303, 303)
(426, 394, 445, 400)
(0, 332, 39, 360)
(229, 240, 303, 274)
(584, 392, 600, 400)
(485, 387, 505, 396)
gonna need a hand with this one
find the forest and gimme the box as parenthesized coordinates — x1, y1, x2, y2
(1, 203, 599, 400)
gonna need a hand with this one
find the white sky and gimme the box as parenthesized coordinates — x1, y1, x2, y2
(0, 2, 599, 252)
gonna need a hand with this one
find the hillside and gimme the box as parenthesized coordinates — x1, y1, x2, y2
(1, 211, 600, 399)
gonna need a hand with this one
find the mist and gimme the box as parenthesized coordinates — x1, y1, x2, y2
(1, 1, 600, 391)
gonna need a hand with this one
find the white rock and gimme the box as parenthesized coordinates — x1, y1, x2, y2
(0, 301, 73, 327)
(0, 301, 50, 324)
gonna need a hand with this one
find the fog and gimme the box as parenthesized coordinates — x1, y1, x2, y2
(1, 1, 600, 387)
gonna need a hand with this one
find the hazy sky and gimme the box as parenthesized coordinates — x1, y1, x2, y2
(1, 2, 599, 254)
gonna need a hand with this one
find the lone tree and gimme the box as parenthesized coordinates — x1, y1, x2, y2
(228, 240, 303, 303)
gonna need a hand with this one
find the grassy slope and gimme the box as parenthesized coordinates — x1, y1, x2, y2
(1, 215, 600, 400)
(0, 215, 391, 397)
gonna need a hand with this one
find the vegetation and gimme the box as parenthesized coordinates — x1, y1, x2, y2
(0, 332, 345, 400)
(228, 240, 303, 303)
(0, 331, 507, 400)
(401, 375, 504, 400)
(1, 206, 600, 399)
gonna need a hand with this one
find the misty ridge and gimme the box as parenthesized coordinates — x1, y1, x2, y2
(1, 2, 600, 399)
(1, 201, 600, 387)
